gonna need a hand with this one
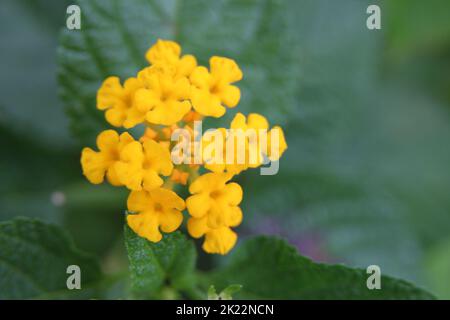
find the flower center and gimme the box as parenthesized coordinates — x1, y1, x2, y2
(143, 159, 153, 170)
(210, 190, 223, 199)
(109, 148, 120, 161)
(154, 203, 163, 212)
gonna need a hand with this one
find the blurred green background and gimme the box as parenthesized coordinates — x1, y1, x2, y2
(1, 0, 449, 298)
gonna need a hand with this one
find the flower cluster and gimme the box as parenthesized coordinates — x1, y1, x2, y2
(81, 39, 287, 255)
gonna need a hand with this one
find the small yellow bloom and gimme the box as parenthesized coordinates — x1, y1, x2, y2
(81, 130, 134, 186)
(201, 128, 249, 175)
(115, 140, 173, 191)
(231, 112, 287, 164)
(187, 162, 242, 255)
(97, 76, 146, 128)
(190, 56, 242, 117)
(187, 215, 242, 255)
(145, 39, 197, 78)
(186, 172, 243, 229)
(127, 188, 185, 242)
(135, 67, 192, 125)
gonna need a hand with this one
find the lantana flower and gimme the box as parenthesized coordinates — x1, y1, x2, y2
(115, 140, 173, 191)
(186, 173, 243, 254)
(135, 66, 192, 125)
(190, 56, 243, 117)
(81, 130, 134, 185)
(127, 188, 185, 242)
(202, 113, 287, 174)
(188, 219, 241, 255)
(145, 39, 197, 79)
(97, 77, 144, 128)
(231, 112, 288, 165)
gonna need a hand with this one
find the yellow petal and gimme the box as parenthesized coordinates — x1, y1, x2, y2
(145, 100, 191, 125)
(159, 209, 183, 233)
(173, 77, 191, 100)
(187, 216, 209, 238)
(145, 39, 181, 65)
(191, 89, 225, 118)
(115, 142, 145, 190)
(152, 188, 186, 211)
(127, 190, 151, 213)
(203, 227, 237, 255)
(81, 148, 108, 184)
(134, 88, 159, 113)
(221, 182, 243, 206)
(206, 202, 228, 229)
(230, 112, 247, 130)
(186, 193, 211, 218)
(228, 206, 243, 227)
(178, 54, 197, 77)
(106, 166, 122, 186)
(219, 85, 240, 108)
(97, 77, 121, 110)
(190, 66, 210, 89)
(209, 56, 243, 83)
(97, 130, 119, 152)
(105, 108, 126, 127)
(142, 140, 174, 175)
(267, 126, 288, 160)
(127, 211, 162, 243)
(188, 172, 232, 194)
(248, 113, 269, 130)
(142, 170, 164, 191)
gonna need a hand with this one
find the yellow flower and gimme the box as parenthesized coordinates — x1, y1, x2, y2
(267, 126, 288, 161)
(145, 39, 197, 78)
(186, 172, 243, 229)
(127, 188, 185, 242)
(201, 128, 249, 175)
(115, 140, 173, 191)
(134, 66, 192, 125)
(188, 217, 240, 255)
(81, 130, 134, 186)
(231, 112, 287, 164)
(190, 56, 243, 117)
(186, 173, 243, 254)
(97, 76, 146, 128)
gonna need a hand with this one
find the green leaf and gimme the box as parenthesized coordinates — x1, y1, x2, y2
(219, 284, 243, 300)
(0, 218, 102, 299)
(206, 236, 435, 299)
(207, 285, 218, 300)
(124, 225, 196, 298)
(425, 237, 450, 299)
(240, 170, 424, 282)
(207, 284, 242, 300)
